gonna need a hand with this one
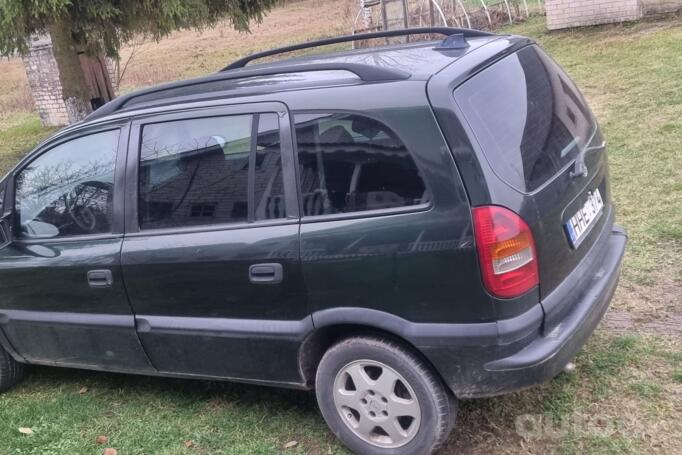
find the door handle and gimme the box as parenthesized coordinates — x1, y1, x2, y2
(249, 263, 283, 284)
(87, 269, 113, 288)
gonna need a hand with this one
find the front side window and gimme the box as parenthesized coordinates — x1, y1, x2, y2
(139, 113, 285, 230)
(15, 130, 119, 239)
(294, 113, 429, 217)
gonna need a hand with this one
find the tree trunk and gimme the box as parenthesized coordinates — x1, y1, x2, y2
(49, 19, 93, 123)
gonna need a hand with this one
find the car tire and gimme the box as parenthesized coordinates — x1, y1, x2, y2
(0, 345, 25, 393)
(315, 336, 456, 455)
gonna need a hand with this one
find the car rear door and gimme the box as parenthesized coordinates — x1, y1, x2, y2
(0, 122, 153, 371)
(450, 45, 613, 323)
(121, 103, 308, 385)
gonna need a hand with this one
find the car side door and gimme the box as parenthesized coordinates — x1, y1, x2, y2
(0, 122, 153, 372)
(121, 102, 308, 385)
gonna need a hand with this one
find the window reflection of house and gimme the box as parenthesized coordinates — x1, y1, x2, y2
(190, 203, 217, 218)
(139, 114, 285, 230)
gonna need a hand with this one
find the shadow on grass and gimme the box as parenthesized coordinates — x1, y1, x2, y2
(22, 365, 319, 413)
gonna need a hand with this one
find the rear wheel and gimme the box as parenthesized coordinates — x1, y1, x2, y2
(315, 336, 456, 455)
(0, 345, 25, 393)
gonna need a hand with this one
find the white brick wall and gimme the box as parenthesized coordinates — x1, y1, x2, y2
(546, 0, 643, 30)
(22, 34, 118, 127)
(22, 36, 70, 127)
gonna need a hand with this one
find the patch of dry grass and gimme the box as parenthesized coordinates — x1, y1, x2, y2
(0, 58, 34, 120)
(116, 0, 356, 91)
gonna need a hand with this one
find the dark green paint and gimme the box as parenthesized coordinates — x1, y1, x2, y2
(0, 34, 625, 397)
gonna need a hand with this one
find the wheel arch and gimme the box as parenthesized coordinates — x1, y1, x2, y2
(299, 308, 449, 390)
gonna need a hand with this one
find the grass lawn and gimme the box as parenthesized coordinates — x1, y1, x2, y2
(0, 2, 680, 453)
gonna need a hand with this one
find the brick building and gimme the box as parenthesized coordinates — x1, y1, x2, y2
(546, 0, 643, 30)
(22, 34, 117, 127)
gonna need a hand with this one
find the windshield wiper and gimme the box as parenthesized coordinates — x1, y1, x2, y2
(570, 141, 606, 179)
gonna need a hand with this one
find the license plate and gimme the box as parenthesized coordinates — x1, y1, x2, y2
(565, 188, 604, 248)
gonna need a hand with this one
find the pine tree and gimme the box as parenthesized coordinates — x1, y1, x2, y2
(0, 0, 277, 122)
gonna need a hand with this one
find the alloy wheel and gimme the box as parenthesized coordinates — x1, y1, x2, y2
(332, 359, 421, 448)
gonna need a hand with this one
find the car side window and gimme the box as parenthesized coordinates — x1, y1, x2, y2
(15, 130, 119, 239)
(294, 113, 429, 217)
(138, 113, 285, 230)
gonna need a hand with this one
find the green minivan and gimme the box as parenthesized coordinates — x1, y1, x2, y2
(0, 28, 626, 455)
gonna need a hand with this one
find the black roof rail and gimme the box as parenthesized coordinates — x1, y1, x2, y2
(85, 62, 410, 121)
(222, 27, 495, 71)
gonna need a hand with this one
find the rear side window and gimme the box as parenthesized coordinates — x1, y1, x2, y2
(294, 113, 429, 217)
(455, 45, 596, 192)
(139, 113, 285, 230)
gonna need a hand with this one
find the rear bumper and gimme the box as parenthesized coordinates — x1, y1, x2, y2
(420, 224, 627, 398)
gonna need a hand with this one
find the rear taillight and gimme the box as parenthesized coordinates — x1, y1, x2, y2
(472, 206, 539, 299)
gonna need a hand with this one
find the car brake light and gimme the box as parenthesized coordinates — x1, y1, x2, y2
(472, 206, 539, 299)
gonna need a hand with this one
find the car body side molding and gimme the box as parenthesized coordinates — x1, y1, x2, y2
(0, 310, 133, 328)
(135, 315, 313, 341)
(311, 306, 543, 348)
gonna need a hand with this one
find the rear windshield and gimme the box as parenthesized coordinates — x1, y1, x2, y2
(455, 45, 596, 192)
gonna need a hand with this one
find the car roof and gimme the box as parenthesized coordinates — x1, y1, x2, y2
(55, 29, 517, 140)
(231, 35, 500, 80)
